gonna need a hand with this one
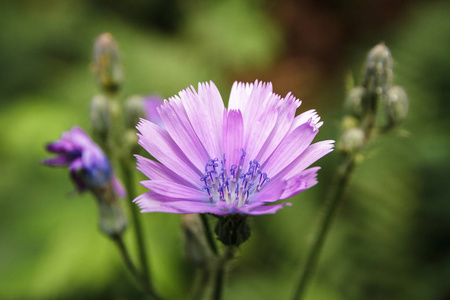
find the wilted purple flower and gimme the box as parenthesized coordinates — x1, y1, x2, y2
(44, 126, 124, 196)
(135, 81, 334, 215)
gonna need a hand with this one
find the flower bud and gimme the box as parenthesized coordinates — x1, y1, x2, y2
(338, 127, 365, 154)
(215, 214, 251, 247)
(345, 87, 367, 119)
(124, 95, 146, 129)
(90, 95, 112, 142)
(363, 43, 393, 94)
(181, 214, 213, 267)
(385, 86, 409, 127)
(92, 33, 123, 93)
(92, 182, 127, 238)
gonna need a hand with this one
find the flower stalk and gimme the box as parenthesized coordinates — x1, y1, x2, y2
(91, 32, 159, 299)
(292, 154, 354, 300)
(212, 246, 235, 300)
(292, 43, 408, 299)
(113, 235, 162, 299)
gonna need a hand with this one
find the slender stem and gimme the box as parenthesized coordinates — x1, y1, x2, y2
(200, 214, 218, 256)
(114, 236, 162, 299)
(114, 235, 142, 281)
(212, 265, 225, 300)
(120, 158, 154, 293)
(292, 154, 355, 300)
(190, 267, 211, 300)
(106, 94, 155, 296)
(212, 246, 235, 300)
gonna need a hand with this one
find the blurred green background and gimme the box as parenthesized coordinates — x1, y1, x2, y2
(1, 0, 450, 299)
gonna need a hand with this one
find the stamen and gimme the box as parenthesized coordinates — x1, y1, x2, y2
(199, 152, 271, 207)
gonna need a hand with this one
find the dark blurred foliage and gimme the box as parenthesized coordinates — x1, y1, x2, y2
(91, 0, 184, 33)
(1, 0, 450, 299)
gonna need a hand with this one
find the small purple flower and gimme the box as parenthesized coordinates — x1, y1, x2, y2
(44, 126, 125, 196)
(135, 81, 334, 215)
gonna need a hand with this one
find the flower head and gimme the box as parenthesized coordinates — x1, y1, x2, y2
(44, 126, 124, 196)
(135, 81, 334, 215)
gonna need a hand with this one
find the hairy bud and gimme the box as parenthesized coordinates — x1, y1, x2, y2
(363, 43, 393, 94)
(345, 87, 367, 119)
(92, 182, 127, 238)
(92, 33, 123, 93)
(90, 95, 112, 143)
(124, 95, 146, 129)
(385, 86, 409, 128)
(338, 127, 365, 154)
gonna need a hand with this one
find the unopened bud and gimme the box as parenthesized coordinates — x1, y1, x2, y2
(338, 127, 365, 154)
(124, 95, 145, 128)
(385, 86, 409, 127)
(215, 214, 250, 247)
(92, 182, 127, 238)
(363, 43, 393, 94)
(182, 214, 213, 267)
(345, 87, 367, 119)
(90, 95, 112, 142)
(92, 33, 123, 93)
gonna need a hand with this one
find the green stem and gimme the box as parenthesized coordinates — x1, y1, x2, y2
(212, 265, 225, 300)
(292, 154, 355, 300)
(114, 236, 162, 299)
(120, 159, 155, 294)
(211, 246, 235, 300)
(200, 214, 218, 256)
(190, 267, 211, 300)
(114, 235, 142, 281)
(107, 94, 157, 298)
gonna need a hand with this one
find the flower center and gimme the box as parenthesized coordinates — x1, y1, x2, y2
(200, 150, 271, 207)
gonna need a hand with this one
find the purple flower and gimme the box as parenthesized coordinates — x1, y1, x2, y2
(44, 126, 125, 196)
(135, 81, 334, 215)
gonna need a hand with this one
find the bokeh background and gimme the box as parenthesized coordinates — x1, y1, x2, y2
(1, 0, 450, 299)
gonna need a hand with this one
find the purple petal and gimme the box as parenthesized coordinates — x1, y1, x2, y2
(140, 180, 208, 201)
(280, 167, 320, 199)
(257, 93, 300, 165)
(242, 101, 278, 168)
(263, 119, 319, 178)
(43, 154, 72, 166)
(222, 109, 244, 170)
(158, 98, 208, 172)
(137, 119, 203, 188)
(178, 81, 224, 159)
(228, 81, 254, 111)
(135, 191, 217, 214)
(46, 140, 77, 153)
(144, 96, 164, 127)
(238, 202, 292, 215)
(135, 155, 195, 187)
(276, 140, 334, 180)
(249, 178, 286, 204)
(289, 109, 322, 133)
